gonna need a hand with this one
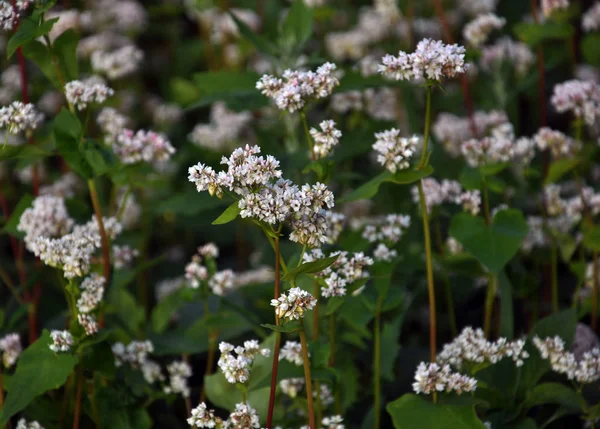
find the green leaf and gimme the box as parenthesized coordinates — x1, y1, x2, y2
(341, 166, 434, 202)
(261, 322, 301, 333)
(53, 29, 79, 81)
(106, 288, 145, 335)
(212, 201, 241, 225)
(514, 21, 574, 47)
(0, 142, 52, 162)
(480, 163, 509, 176)
(449, 209, 528, 274)
(582, 34, 600, 66)
(7, 15, 59, 58)
(281, 0, 313, 50)
(53, 108, 93, 179)
(151, 288, 185, 334)
(84, 140, 119, 177)
(387, 394, 487, 429)
(544, 158, 580, 184)
(190, 71, 268, 111)
(524, 383, 583, 411)
(498, 271, 514, 339)
(228, 11, 277, 56)
(22, 40, 62, 88)
(281, 254, 339, 282)
(325, 296, 345, 315)
(0, 331, 78, 424)
(582, 223, 600, 252)
(381, 313, 403, 381)
(2, 193, 34, 238)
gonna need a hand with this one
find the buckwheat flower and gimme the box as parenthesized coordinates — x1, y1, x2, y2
(164, 361, 192, 397)
(534, 127, 580, 158)
(97, 107, 130, 142)
(463, 14, 506, 48)
(279, 341, 305, 366)
(77, 273, 105, 313)
(17, 196, 74, 252)
(0, 333, 21, 368)
(91, 45, 144, 79)
(513, 136, 537, 165)
(113, 129, 175, 164)
(323, 210, 345, 244)
(0, 101, 43, 134)
(480, 37, 534, 76)
(49, 330, 73, 353)
(412, 362, 477, 395)
(208, 269, 236, 296)
(65, 79, 114, 110)
(459, 191, 482, 216)
(379, 39, 468, 82)
(289, 210, 329, 248)
(280, 377, 305, 398)
(112, 244, 139, 269)
(446, 237, 463, 255)
(16, 419, 44, 429)
(185, 255, 208, 289)
(0, 3, 17, 31)
(226, 403, 260, 429)
(189, 102, 252, 152)
(373, 243, 398, 262)
(321, 272, 348, 297)
(46, 9, 81, 42)
(373, 129, 419, 173)
(533, 335, 600, 384)
(310, 119, 341, 159)
(271, 287, 316, 322)
(78, 314, 99, 336)
(199, 243, 219, 259)
(330, 91, 363, 114)
(322, 415, 345, 429)
(112, 340, 154, 367)
(187, 402, 224, 428)
(460, 123, 514, 167)
(551, 80, 600, 125)
(362, 214, 411, 244)
(141, 360, 165, 384)
(217, 340, 269, 384)
(542, 0, 569, 18)
(583, 3, 600, 32)
(39, 172, 81, 198)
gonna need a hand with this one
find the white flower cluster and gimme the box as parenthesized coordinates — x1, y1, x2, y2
(226, 403, 260, 429)
(280, 377, 305, 398)
(533, 335, 600, 384)
(412, 362, 477, 395)
(112, 340, 154, 368)
(80, 0, 147, 33)
(310, 119, 342, 159)
(209, 270, 236, 296)
(463, 13, 506, 48)
(362, 213, 411, 245)
(304, 249, 374, 297)
(16, 419, 44, 429)
(0, 333, 22, 368)
(91, 45, 144, 79)
(189, 102, 252, 152)
(164, 361, 192, 398)
(0, 101, 43, 134)
(279, 340, 305, 366)
(460, 123, 520, 167)
(379, 38, 468, 82)
(480, 37, 534, 76)
(17, 196, 75, 252)
(411, 178, 480, 215)
(256, 62, 339, 112)
(542, 0, 570, 17)
(31, 216, 121, 279)
(534, 127, 580, 158)
(330, 88, 398, 121)
(438, 327, 530, 369)
(49, 330, 74, 353)
(76, 272, 104, 311)
(372, 129, 420, 173)
(199, 243, 219, 259)
(185, 254, 208, 289)
(113, 129, 176, 165)
(551, 79, 600, 126)
(433, 110, 509, 157)
(217, 340, 270, 384)
(271, 287, 317, 322)
(233, 266, 275, 288)
(446, 237, 464, 255)
(0, 65, 21, 105)
(39, 172, 81, 198)
(189, 145, 335, 248)
(112, 244, 139, 269)
(583, 3, 600, 32)
(65, 79, 114, 110)
(0, 2, 17, 32)
(323, 210, 346, 245)
(187, 402, 224, 428)
(97, 107, 130, 143)
(322, 416, 345, 429)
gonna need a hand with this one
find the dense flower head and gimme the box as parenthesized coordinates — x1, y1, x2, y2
(112, 340, 154, 368)
(16, 419, 44, 429)
(463, 13, 506, 48)
(438, 327, 529, 369)
(533, 335, 600, 384)
(78, 314, 99, 336)
(372, 129, 420, 173)
(534, 127, 580, 159)
(226, 403, 260, 429)
(411, 178, 477, 215)
(362, 214, 411, 244)
(189, 102, 252, 152)
(208, 269, 236, 296)
(49, 330, 74, 353)
(412, 362, 477, 395)
(97, 107, 130, 142)
(271, 287, 317, 321)
(279, 340, 305, 366)
(112, 244, 139, 269)
(91, 45, 144, 79)
(187, 402, 224, 428)
(0, 2, 17, 32)
(0, 101, 43, 134)
(185, 255, 208, 289)
(164, 361, 192, 397)
(583, 3, 600, 32)
(0, 333, 22, 368)
(323, 210, 346, 244)
(257, 62, 339, 112)
(460, 123, 515, 167)
(17, 196, 75, 252)
(65, 79, 114, 110)
(480, 37, 534, 76)
(77, 273, 106, 313)
(217, 340, 269, 384)
(322, 415, 345, 429)
(310, 119, 342, 159)
(113, 129, 175, 165)
(542, 0, 570, 17)
(280, 377, 305, 398)
(379, 38, 468, 82)
(550, 80, 600, 125)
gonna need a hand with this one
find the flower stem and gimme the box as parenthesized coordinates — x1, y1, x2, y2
(551, 240, 559, 313)
(116, 185, 132, 222)
(484, 275, 497, 338)
(313, 280, 319, 341)
(299, 325, 316, 429)
(418, 181, 436, 362)
(266, 235, 282, 429)
(328, 313, 335, 367)
(442, 273, 458, 337)
(593, 252, 599, 330)
(482, 176, 491, 225)
(72, 364, 83, 429)
(374, 296, 383, 429)
(87, 179, 111, 287)
(300, 110, 316, 161)
(417, 85, 433, 169)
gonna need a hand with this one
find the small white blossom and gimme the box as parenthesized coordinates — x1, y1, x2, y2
(583, 3, 600, 32)
(0, 333, 22, 368)
(0, 3, 17, 32)
(463, 13, 506, 48)
(16, 419, 45, 429)
(112, 340, 154, 368)
(480, 37, 534, 76)
(310, 119, 341, 159)
(534, 127, 580, 159)
(279, 341, 305, 366)
(187, 402, 224, 428)
(17, 195, 74, 252)
(65, 79, 114, 110)
(280, 377, 305, 398)
(542, 0, 569, 18)
(373, 243, 397, 262)
(49, 330, 73, 353)
(412, 362, 477, 395)
(113, 129, 175, 165)
(217, 340, 269, 384)
(112, 244, 139, 269)
(226, 403, 260, 429)
(78, 314, 99, 336)
(271, 287, 317, 322)
(0, 101, 43, 134)
(141, 360, 165, 384)
(533, 335, 600, 384)
(372, 129, 419, 173)
(164, 360, 192, 398)
(209, 269, 236, 296)
(91, 45, 144, 79)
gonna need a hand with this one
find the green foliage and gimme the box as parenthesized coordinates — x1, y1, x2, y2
(514, 22, 574, 47)
(2, 193, 34, 238)
(7, 13, 59, 58)
(544, 158, 580, 184)
(281, 254, 339, 282)
(280, 0, 313, 52)
(53, 108, 93, 179)
(212, 201, 242, 225)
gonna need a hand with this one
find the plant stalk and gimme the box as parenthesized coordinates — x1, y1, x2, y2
(88, 180, 111, 287)
(418, 182, 436, 361)
(484, 275, 497, 338)
(551, 241, 559, 313)
(300, 325, 316, 429)
(72, 364, 83, 429)
(374, 296, 383, 429)
(266, 235, 282, 429)
(300, 110, 316, 161)
(593, 252, 599, 330)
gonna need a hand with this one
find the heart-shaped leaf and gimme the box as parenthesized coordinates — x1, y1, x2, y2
(212, 201, 241, 225)
(449, 209, 528, 274)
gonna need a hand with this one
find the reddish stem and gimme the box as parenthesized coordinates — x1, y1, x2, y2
(73, 366, 83, 429)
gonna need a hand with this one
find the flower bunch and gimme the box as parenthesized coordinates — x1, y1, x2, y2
(113, 128, 175, 165)
(412, 362, 477, 395)
(65, 78, 114, 110)
(49, 330, 74, 353)
(271, 287, 317, 322)
(463, 13, 506, 48)
(550, 80, 600, 126)
(217, 340, 270, 384)
(0, 101, 43, 134)
(0, 333, 22, 368)
(310, 119, 342, 159)
(533, 336, 600, 384)
(372, 129, 420, 173)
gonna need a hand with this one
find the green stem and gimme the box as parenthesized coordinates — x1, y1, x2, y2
(374, 296, 383, 429)
(266, 235, 282, 429)
(484, 275, 497, 338)
(300, 325, 316, 429)
(87, 180, 111, 286)
(72, 364, 83, 429)
(482, 176, 491, 225)
(116, 185, 132, 221)
(442, 274, 458, 337)
(551, 240, 559, 313)
(593, 252, 599, 331)
(300, 110, 316, 161)
(313, 280, 320, 341)
(417, 85, 433, 169)
(328, 313, 335, 367)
